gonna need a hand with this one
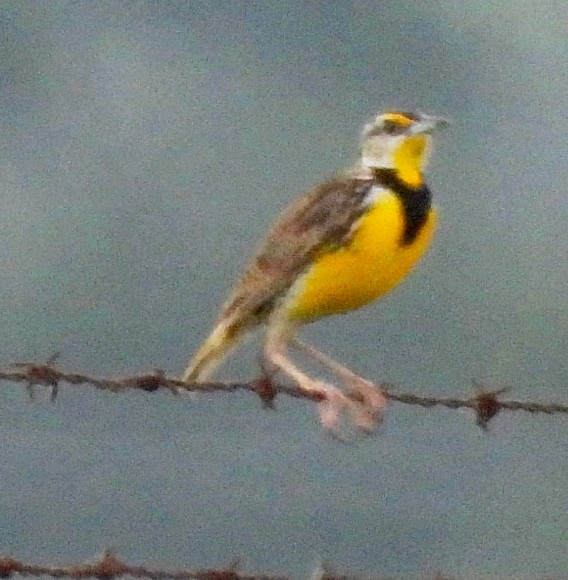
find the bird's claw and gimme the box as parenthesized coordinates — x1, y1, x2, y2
(313, 379, 387, 434)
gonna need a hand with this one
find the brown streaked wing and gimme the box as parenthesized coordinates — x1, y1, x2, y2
(215, 169, 375, 328)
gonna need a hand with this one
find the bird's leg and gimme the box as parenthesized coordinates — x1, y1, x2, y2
(292, 338, 387, 429)
(264, 322, 355, 431)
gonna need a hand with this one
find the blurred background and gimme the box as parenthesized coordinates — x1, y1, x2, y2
(0, 1, 566, 578)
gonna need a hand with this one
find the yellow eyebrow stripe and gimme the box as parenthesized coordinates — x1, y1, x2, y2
(382, 112, 414, 126)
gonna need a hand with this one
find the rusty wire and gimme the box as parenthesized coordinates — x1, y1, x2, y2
(1, 357, 567, 429)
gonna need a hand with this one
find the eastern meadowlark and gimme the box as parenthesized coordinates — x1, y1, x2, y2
(183, 110, 447, 430)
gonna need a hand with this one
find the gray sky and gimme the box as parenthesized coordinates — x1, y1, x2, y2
(0, 1, 567, 578)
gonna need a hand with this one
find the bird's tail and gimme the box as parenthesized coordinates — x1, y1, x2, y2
(182, 320, 245, 383)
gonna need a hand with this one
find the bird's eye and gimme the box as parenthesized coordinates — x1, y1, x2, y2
(382, 120, 403, 135)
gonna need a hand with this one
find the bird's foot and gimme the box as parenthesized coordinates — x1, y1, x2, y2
(311, 379, 386, 434)
(342, 375, 387, 431)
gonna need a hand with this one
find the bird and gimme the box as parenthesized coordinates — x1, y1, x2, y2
(183, 110, 447, 430)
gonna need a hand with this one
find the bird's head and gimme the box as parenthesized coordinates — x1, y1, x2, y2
(360, 111, 448, 188)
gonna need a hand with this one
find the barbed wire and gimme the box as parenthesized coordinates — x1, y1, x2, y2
(0, 552, 280, 580)
(0, 551, 455, 580)
(1, 355, 567, 429)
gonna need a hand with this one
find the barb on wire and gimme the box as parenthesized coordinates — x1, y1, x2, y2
(0, 356, 567, 429)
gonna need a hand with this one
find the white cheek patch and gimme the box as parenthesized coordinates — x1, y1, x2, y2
(361, 154, 390, 168)
(361, 135, 405, 169)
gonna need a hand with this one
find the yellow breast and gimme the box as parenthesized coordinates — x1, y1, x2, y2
(286, 190, 437, 321)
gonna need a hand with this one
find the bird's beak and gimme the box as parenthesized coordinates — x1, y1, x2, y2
(410, 113, 450, 135)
